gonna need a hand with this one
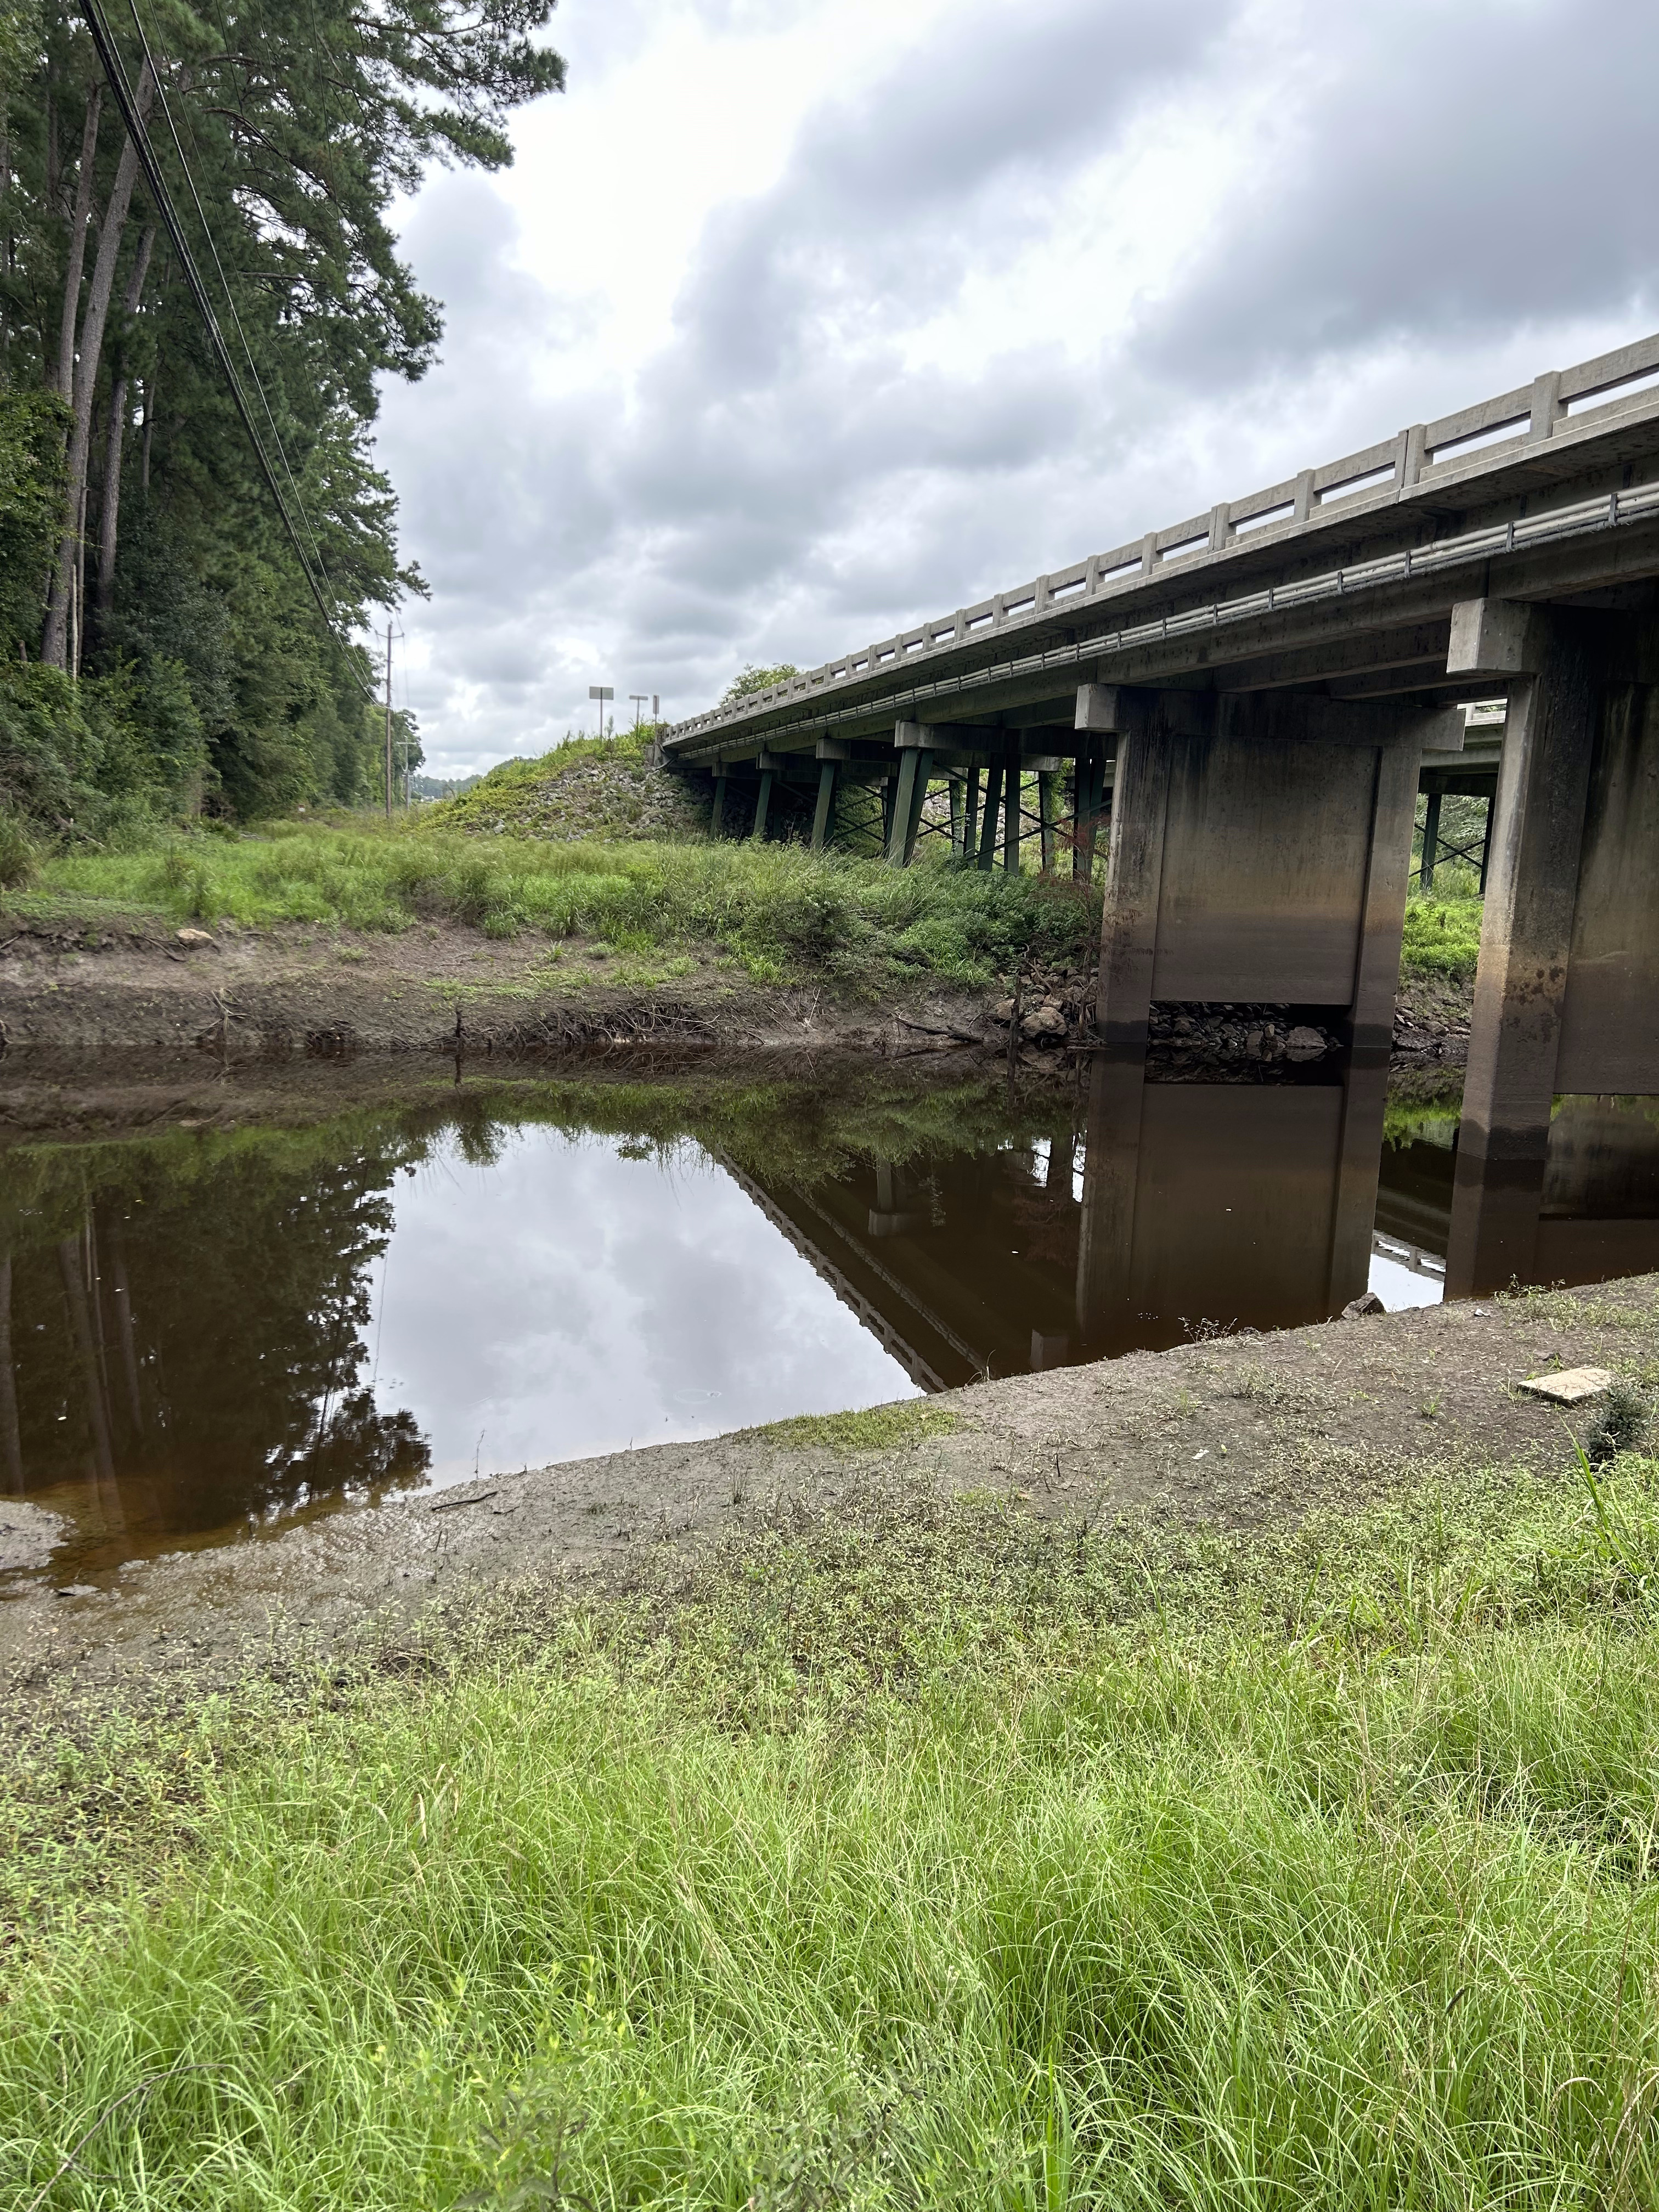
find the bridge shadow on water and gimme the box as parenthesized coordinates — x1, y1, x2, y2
(4, 1058, 1658, 1584)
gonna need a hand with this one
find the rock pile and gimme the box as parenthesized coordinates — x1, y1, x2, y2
(1147, 1004, 1339, 1066)
(990, 960, 1093, 1047)
(453, 757, 709, 843)
(987, 982, 1342, 1070)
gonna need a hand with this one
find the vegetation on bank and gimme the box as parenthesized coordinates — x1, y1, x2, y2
(1401, 867, 1485, 980)
(422, 730, 706, 844)
(12, 825, 1100, 988)
(8, 1434, 1659, 2206)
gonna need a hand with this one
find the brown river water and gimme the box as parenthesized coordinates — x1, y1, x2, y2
(4, 1059, 1657, 1587)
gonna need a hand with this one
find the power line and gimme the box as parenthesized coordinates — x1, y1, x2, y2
(78, 0, 374, 695)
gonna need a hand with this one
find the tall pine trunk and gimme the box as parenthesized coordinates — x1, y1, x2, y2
(95, 220, 156, 618)
(51, 86, 101, 402)
(41, 66, 151, 671)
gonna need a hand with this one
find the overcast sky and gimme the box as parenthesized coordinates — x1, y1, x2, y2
(374, 0, 1659, 778)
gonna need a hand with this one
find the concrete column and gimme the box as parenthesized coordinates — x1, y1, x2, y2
(1071, 746, 1104, 883)
(709, 772, 727, 839)
(881, 774, 898, 851)
(964, 766, 981, 858)
(901, 749, 933, 864)
(977, 763, 1003, 870)
(886, 746, 921, 865)
(948, 773, 964, 855)
(1038, 771, 1057, 873)
(1446, 608, 1600, 1295)
(1419, 785, 1442, 890)
(1001, 760, 1019, 872)
(752, 763, 775, 841)
(811, 760, 837, 852)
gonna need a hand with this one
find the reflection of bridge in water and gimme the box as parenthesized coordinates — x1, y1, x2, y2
(729, 1073, 1659, 1391)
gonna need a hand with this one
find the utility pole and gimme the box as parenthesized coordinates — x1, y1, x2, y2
(383, 625, 393, 823)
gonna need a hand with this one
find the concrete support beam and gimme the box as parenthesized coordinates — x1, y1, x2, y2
(709, 771, 727, 839)
(1002, 759, 1020, 872)
(1447, 596, 1539, 679)
(904, 748, 933, 863)
(811, 759, 837, 851)
(752, 760, 776, 840)
(977, 762, 1003, 870)
(1038, 770, 1057, 872)
(963, 766, 981, 859)
(948, 774, 964, 855)
(1072, 744, 1108, 882)
(885, 743, 919, 864)
(1419, 785, 1442, 890)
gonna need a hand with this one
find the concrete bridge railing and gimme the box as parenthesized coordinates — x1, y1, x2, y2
(667, 331, 1659, 748)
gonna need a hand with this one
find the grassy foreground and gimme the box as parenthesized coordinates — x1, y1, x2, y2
(8, 1448, 1659, 2208)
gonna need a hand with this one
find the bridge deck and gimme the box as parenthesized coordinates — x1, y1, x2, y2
(665, 331, 1659, 764)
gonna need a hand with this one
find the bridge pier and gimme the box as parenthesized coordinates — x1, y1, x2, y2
(1086, 683, 1449, 1060)
(810, 740, 846, 852)
(1446, 602, 1659, 1294)
(751, 754, 777, 840)
(976, 762, 1003, 870)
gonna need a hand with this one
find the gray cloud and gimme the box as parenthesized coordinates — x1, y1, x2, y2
(1149, 0, 1659, 388)
(378, 0, 1659, 772)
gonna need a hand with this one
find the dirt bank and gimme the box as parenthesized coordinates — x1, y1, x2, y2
(0, 909, 1475, 1074)
(5, 1274, 1651, 1710)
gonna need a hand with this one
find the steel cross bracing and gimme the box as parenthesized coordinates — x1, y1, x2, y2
(666, 328, 1659, 759)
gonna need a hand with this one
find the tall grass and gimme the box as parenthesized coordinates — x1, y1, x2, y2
(7, 1457, 1659, 2207)
(25, 826, 1094, 987)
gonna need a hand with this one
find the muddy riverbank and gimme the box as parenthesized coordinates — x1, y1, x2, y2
(5, 1274, 1650, 1712)
(0, 910, 1475, 1074)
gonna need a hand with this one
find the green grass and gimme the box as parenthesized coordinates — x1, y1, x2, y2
(745, 1403, 962, 1454)
(1400, 878, 1485, 981)
(16, 825, 1096, 990)
(9, 1451, 1659, 2207)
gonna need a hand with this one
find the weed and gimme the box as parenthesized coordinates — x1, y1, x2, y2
(1587, 1378, 1651, 1466)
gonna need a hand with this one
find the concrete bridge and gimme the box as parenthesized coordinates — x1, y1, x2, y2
(665, 332, 1659, 1297)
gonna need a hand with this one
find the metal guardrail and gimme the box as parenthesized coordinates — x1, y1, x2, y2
(670, 330, 1659, 748)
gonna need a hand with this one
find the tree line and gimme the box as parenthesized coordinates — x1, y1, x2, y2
(0, 0, 561, 838)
